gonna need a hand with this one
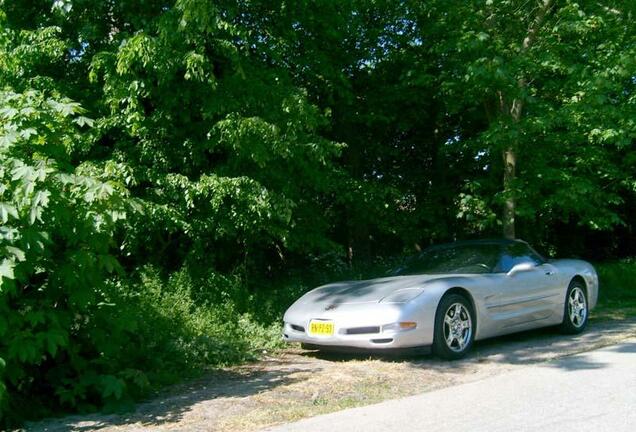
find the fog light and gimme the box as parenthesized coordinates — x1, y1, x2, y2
(399, 321, 417, 329)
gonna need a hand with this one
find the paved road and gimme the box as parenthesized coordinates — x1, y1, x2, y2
(265, 339, 636, 432)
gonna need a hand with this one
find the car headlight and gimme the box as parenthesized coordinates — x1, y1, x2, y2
(380, 288, 423, 303)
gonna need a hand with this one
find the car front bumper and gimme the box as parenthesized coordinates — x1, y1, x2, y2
(282, 321, 428, 350)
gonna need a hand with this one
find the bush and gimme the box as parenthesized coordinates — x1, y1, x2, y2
(596, 259, 636, 303)
(0, 88, 284, 426)
(127, 266, 285, 370)
(0, 89, 134, 424)
(1, 261, 286, 426)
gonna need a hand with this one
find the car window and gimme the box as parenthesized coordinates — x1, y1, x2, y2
(392, 244, 501, 275)
(495, 243, 543, 273)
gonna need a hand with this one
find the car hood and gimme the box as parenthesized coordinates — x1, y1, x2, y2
(297, 274, 451, 305)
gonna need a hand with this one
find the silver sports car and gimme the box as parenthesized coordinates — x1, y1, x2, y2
(283, 239, 598, 359)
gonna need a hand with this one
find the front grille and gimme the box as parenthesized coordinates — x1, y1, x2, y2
(290, 324, 305, 332)
(345, 326, 381, 335)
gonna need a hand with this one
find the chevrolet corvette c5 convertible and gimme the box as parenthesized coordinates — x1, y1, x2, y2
(282, 239, 598, 359)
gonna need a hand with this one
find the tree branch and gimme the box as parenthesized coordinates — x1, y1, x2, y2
(523, 0, 555, 51)
(511, 0, 555, 120)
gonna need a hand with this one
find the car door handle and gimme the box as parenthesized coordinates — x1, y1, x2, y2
(545, 270, 555, 276)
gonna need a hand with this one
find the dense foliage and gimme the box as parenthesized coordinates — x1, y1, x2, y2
(0, 0, 634, 425)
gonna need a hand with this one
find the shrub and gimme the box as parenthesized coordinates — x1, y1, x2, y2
(0, 90, 133, 423)
(0, 88, 283, 426)
(127, 266, 285, 371)
(596, 259, 636, 303)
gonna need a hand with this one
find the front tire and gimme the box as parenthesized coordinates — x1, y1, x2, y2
(433, 294, 475, 360)
(560, 280, 589, 334)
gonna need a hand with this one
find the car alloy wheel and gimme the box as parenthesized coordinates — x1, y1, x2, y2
(560, 280, 589, 334)
(568, 286, 587, 328)
(433, 293, 475, 360)
(443, 303, 473, 352)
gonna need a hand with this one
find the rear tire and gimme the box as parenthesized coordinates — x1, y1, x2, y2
(560, 280, 589, 334)
(433, 293, 475, 360)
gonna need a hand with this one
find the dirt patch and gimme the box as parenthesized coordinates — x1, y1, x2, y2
(25, 316, 636, 432)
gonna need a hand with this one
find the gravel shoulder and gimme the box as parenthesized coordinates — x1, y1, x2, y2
(26, 315, 636, 432)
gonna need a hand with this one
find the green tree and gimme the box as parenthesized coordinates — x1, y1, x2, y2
(1, 0, 635, 424)
(0, 14, 144, 422)
(79, 0, 345, 276)
(412, 0, 636, 241)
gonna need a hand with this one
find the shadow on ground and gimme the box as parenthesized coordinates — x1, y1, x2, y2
(605, 341, 636, 353)
(301, 317, 636, 372)
(27, 359, 320, 432)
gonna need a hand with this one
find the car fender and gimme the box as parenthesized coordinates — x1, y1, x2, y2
(405, 277, 482, 345)
(550, 259, 599, 310)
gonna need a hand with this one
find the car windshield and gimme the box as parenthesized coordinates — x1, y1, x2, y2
(391, 243, 502, 275)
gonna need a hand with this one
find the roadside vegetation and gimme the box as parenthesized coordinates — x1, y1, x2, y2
(0, 0, 634, 427)
(594, 260, 636, 318)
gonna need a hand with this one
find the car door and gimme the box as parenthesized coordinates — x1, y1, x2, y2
(485, 243, 561, 333)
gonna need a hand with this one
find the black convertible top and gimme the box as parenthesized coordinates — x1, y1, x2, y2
(427, 238, 527, 249)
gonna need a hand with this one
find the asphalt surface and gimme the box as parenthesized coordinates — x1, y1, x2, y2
(264, 338, 636, 432)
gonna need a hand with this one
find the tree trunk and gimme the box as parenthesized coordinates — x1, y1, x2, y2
(500, 0, 554, 239)
(343, 139, 371, 265)
(502, 146, 516, 239)
(504, 89, 523, 240)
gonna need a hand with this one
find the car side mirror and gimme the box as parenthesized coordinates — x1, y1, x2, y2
(507, 262, 535, 277)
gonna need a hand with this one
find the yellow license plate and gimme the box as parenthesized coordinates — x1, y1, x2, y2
(309, 320, 334, 336)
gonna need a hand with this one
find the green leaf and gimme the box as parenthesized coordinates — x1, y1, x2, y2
(0, 131, 19, 148)
(100, 375, 126, 400)
(0, 107, 18, 119)
(19, 128, 37, 140)
(10, 336, 38, 363)
(47, 99, 81, 116)
(5, 246, 26, 262)
(0, 203, 19, 223)
(45, 329, 68, 357)
(28, 190, 50, 224)
(98, 255, 121, 273)
(0, 259, 15, 281)
(25, 311, 46, 326)
(73, 116, 94, 128)
(11, 163, 33, 181)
